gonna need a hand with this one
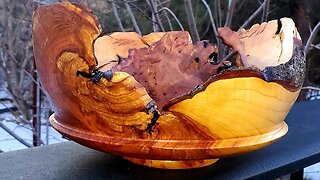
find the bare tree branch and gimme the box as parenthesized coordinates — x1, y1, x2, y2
(301, 86, 320, 91)
(6, 8, 19, 90)
(0, 0, 59, 149)
(184, 0, 200, 42)
(220, 51, 237, 63)
(110, 0, 125, 32)
(200, 0, 219, 43)
(157, 0, 173, 31)
(18, 49, 30, 90)
(157, 7, 184, 31)
(5, 73, 31, 120)
(0, 101, 30, 125)
(311, 43, 320, 50)
(124, 0, 142, 35)
(305, 21, 320, 55)
(151, 6, 157, 31)
(224, 0, 236, 27)
(215, 0, 222, 27)
(148, 0, 165, 32)
(261, 0, 270, 22)
(126, 1, 158, 24)
(2, 46, 45, 92)
(0, 1, 35, 121)
(239, 1, 265, 29)
(0, 121, 32, 148)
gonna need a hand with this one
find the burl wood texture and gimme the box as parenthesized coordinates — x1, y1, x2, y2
(116, 32, 223, 110)
(33, 2, 304, 169)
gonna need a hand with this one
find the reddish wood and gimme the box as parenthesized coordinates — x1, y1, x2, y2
(33, 2, 305, 169)
(115, 32, 223, 110)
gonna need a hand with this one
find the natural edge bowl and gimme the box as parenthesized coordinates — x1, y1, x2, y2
(32, 2, 305, 169)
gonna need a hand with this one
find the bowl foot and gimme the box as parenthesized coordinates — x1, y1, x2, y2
(124, 157, 219, 169)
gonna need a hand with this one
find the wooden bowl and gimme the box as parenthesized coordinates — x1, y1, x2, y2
(32, 2, 305, 169)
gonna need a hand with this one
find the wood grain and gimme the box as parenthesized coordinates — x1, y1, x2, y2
(33, 2, 304, 169)
(94, 32, 148, 71)
(219, 18, 302, 70)
(116, 31, 222, 110)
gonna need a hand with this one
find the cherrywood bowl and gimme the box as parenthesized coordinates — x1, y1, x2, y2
(32, 2, 305, 169)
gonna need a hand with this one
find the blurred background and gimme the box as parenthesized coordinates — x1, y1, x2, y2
(0, 0, 320, 178)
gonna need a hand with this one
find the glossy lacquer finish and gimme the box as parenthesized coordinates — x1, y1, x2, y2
(33, 2, 305, 169)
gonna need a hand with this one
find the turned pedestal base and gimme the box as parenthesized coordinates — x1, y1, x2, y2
(124, 157, 219, 169)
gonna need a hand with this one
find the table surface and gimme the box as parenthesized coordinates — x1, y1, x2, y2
(0, 100, 320, 180)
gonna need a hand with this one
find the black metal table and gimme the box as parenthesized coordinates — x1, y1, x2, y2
(0, 100, 319, 180)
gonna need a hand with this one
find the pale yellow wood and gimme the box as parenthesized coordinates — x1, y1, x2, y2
(141, 32, 166, 45)
(33, 2, 303, 169)
(169, 77, 299, 139)
(94, 32, 148, 70)
(220, 18, 301, 70)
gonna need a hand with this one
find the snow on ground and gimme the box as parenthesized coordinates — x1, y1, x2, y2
(306, 89, 320, 101)
(0, 89, 65, 152)
(0, 89, 14, 110)
(305, 164, 320, 180)
(0, 119, 65, 152)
